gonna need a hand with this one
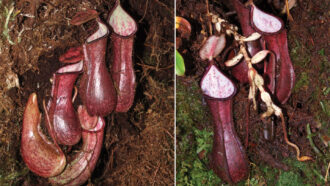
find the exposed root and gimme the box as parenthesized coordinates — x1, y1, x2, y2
(279, 114, 312, 162)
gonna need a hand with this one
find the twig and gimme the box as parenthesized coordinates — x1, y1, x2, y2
(151, 162, 161, 186)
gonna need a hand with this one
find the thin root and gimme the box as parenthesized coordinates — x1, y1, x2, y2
(43, 99, 60, 148)
(72, 86, 78, 103)
(279, 114, 312, 161)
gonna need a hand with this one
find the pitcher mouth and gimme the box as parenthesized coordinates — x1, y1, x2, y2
(200, 64, 237, 100)
(59, 46, 83, 64)
(86, 18, 109, 43)
(56, 60, 83, 74)
(50, 61, 83, 100)
(249, 3, 284, 35)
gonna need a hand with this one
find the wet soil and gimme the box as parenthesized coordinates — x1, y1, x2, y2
(177, 0, 329, 184)
(0, 0, 173, 185)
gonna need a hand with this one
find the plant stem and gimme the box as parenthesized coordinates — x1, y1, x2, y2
(205, 0, 212, 35)
(306, 123, 321, 155)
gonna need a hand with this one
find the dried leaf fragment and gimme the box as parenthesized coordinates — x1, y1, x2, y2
(5, 70, 20, 90)
(242, 32, 261, 42)
(251, 50, 270, 64)
(225, 53, 244, 67)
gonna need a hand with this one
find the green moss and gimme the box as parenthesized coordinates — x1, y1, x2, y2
(261, 165, 278, 185)
(281, 158, 326, 185)
(319, 48, 329, 73)
(194, 128, 213, 154)
(293, 72, 309, 93)
(244, 158, 328, 186)
(176, 80, 206, 127)
(318, 48, 325, 56)
(290, 38, 311, 69)
(320, 100, 330, 117)
(276, 171, 304, 186)
(0, 160, 29, 186)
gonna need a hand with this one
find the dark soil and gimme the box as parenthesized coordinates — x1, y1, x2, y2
(177, 0, 329, 185)
(0, 0, 174, 185)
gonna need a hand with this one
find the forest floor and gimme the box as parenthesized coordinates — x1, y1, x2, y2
(0, 0, 174, 185)
(176, 0, 329, 185)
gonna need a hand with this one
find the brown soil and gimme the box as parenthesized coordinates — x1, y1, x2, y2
(0, 0, 173, 185)
(177, 0, 329, 184)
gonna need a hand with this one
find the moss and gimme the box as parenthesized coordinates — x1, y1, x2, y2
(320, 100, 330, 117)
(0, 160, 29, 185)
(290, 38, 311, 69)
(243, 157, 328, 185)
(281, 158, 326, 185)
(318, 48, 329, 73)
(176, 80, 206, 125)
(293, 72, 309, 93)
(261, 165, 279, 185)
(244, 163, 278, 186)
(276, 171, 304, 186)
